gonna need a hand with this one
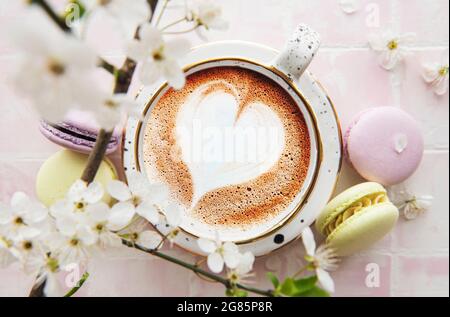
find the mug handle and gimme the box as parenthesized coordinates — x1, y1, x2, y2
(272, 24, 321, 81)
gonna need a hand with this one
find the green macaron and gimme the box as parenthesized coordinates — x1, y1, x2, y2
(315, 182, 399, 256)
(36, 149, 118, 207)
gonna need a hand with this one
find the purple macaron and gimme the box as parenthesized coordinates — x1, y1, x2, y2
(344, 107, 424, 186)
(40, 110, 123, 155)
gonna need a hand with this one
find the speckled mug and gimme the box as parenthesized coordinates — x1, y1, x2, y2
(124, 24, 342, 256)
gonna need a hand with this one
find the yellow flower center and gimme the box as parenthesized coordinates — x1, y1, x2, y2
(132, 196, 142, 207)
(387, 40, 398, 50)
(14, 217, 24, 225)
(439, 66, 449, 77)
(23, 241, 33, 250)
(75, 201, 86, 212)
(70, 238, 80, 246)
(47, 59, 66, 76)
(104, 99, 117, 109)
(152, 48, 165, 61)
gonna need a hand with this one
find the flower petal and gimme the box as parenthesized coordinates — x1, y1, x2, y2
(162, 61, 186, 90)
(165, 39, 191, 60)
(368, 33, 386, 51)
(84, 181, 104, 204)
(301, 227, 316, 257)
(236, 251, 255, 275)
(398, 32, 416, 45)
(136, 202, 160, 225)
(139, 60, 163, 86)
(86, 202, 110, 223)
(127, 40, 149, 62)
(78, 226, 97, 246)
(197, 238, 217, 253)
(44, 273, 64, 297)
(107, 180, 132, 202)
(10, 192, 31, 214)
(137, 230, 163, 249)
(422, 63, 440, 83)
(0, 202, 13, 225)
(127, 171, 150, 197)
(67, 180, 88, 203)
(379, 49, 401, 70)
(207, 252, 224, 273)
(147, 183, 169, 206)
(108, 202, 136, 231)
(316, 268, 335, 293)
(434, 75, 449, 95)
(138, 24, 163, 50)
(163, 202, 183, 227)
(223, 249, 240, 269)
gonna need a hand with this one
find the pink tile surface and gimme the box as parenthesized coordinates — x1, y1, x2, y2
(0, 0, 448, 297)
(393, 255, 449, 297)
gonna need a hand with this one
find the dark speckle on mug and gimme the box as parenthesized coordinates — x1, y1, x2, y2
(274, 234, 284, 244)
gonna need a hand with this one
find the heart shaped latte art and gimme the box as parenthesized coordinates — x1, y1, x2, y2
(175, 81, 286, 207)
(143, 67, 311, 230)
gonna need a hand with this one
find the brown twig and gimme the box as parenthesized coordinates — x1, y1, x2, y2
(81, 130, 113, 183)
(28, 279, 46, 298)
(122, 239, 274, 297)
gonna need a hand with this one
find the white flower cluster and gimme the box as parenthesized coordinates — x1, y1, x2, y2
(10, 0, 227, 128)
(0, 172, 181, 296)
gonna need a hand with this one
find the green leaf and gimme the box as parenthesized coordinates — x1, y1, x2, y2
(280, 278, 297, 296)
(298, 286, 330, 297)
(280, 275, 323, 297)
(226, 288, 248, 297)
(267, 272, 280, 288)
(293, 275, 318, 293)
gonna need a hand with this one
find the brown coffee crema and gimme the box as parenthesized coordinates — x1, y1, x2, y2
(142, 67, 311, 229)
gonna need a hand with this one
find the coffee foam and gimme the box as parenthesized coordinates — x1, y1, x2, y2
(143, 67, 311, 230)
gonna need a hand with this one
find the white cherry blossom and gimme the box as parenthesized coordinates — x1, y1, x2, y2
(0, 192, 48, 242)
(46, 222, 97, 266)
(197, 233, 241, 273)
(24, 250, 64, 297)
(301, 227, 339, 293)
(85, 202, 127, 248)
(127, 24, 190, 89)
(422, 55, 449, 96)
(0, 236, 17, 268)
(192, 0, 228, 30)
(50, 180, 104, 219)
(10, 8, 99, 123)
(369, 30, 416, 70)
(107, 172, 169, 226)
(389, 188, 434, 220)
(92, 93, 141, 130)
(227, 251, 255, 285)
(118, 219, 163, 250)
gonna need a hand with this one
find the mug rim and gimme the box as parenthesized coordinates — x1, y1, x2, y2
(131, 57, 324, 244)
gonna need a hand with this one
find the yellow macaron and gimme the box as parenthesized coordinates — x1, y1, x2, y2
(36, 149, 118, 207)
(315, 182, 399, 256)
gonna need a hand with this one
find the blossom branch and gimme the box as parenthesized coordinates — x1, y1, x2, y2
(122, 239, 275, 297)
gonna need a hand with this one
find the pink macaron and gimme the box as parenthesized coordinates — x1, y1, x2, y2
(344, 107, 424, 186)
